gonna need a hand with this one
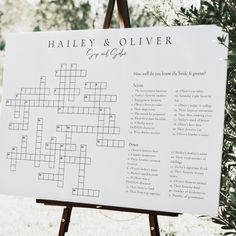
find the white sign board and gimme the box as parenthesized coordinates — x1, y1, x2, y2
(0, 26, 227, 215)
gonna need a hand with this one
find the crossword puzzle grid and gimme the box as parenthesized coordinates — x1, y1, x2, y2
(5, 63, 125, 198)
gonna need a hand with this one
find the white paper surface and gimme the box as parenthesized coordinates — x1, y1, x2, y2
(0, 26, 228, 215)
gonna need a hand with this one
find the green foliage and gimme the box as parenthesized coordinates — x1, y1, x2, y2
(0, 0, 34, 50)
(34, 0, 93, 31)
(0, 9, 4, 51)
(144, 0, 187, 26)
(0, 41, 5, 51)
(172, 0, 236, 234)
(34, 1, 155, 31)
(0, 10, 3, 24)
(174, 1, 236, 48)
(129, 5, 158, 28)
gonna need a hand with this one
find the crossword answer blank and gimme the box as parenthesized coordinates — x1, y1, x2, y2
(5, 63, 125, 198)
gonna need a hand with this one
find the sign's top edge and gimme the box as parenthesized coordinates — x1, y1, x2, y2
(5, 24, 223, 37)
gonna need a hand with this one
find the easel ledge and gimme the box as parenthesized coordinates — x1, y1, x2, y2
(36, 199, 178, 216)
(36, 1, 179, 236)
(36, 199, 179, 236)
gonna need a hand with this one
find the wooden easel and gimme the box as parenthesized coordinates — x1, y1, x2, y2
(36, 1, 179, 235)
(103, 0, 131, 28)
(37, 199, 179, 236)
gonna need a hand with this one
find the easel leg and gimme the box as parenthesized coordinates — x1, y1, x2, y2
(103, 0, 115, 29)
(149, 214, 160, 236)
(58, 206, 72, 236)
